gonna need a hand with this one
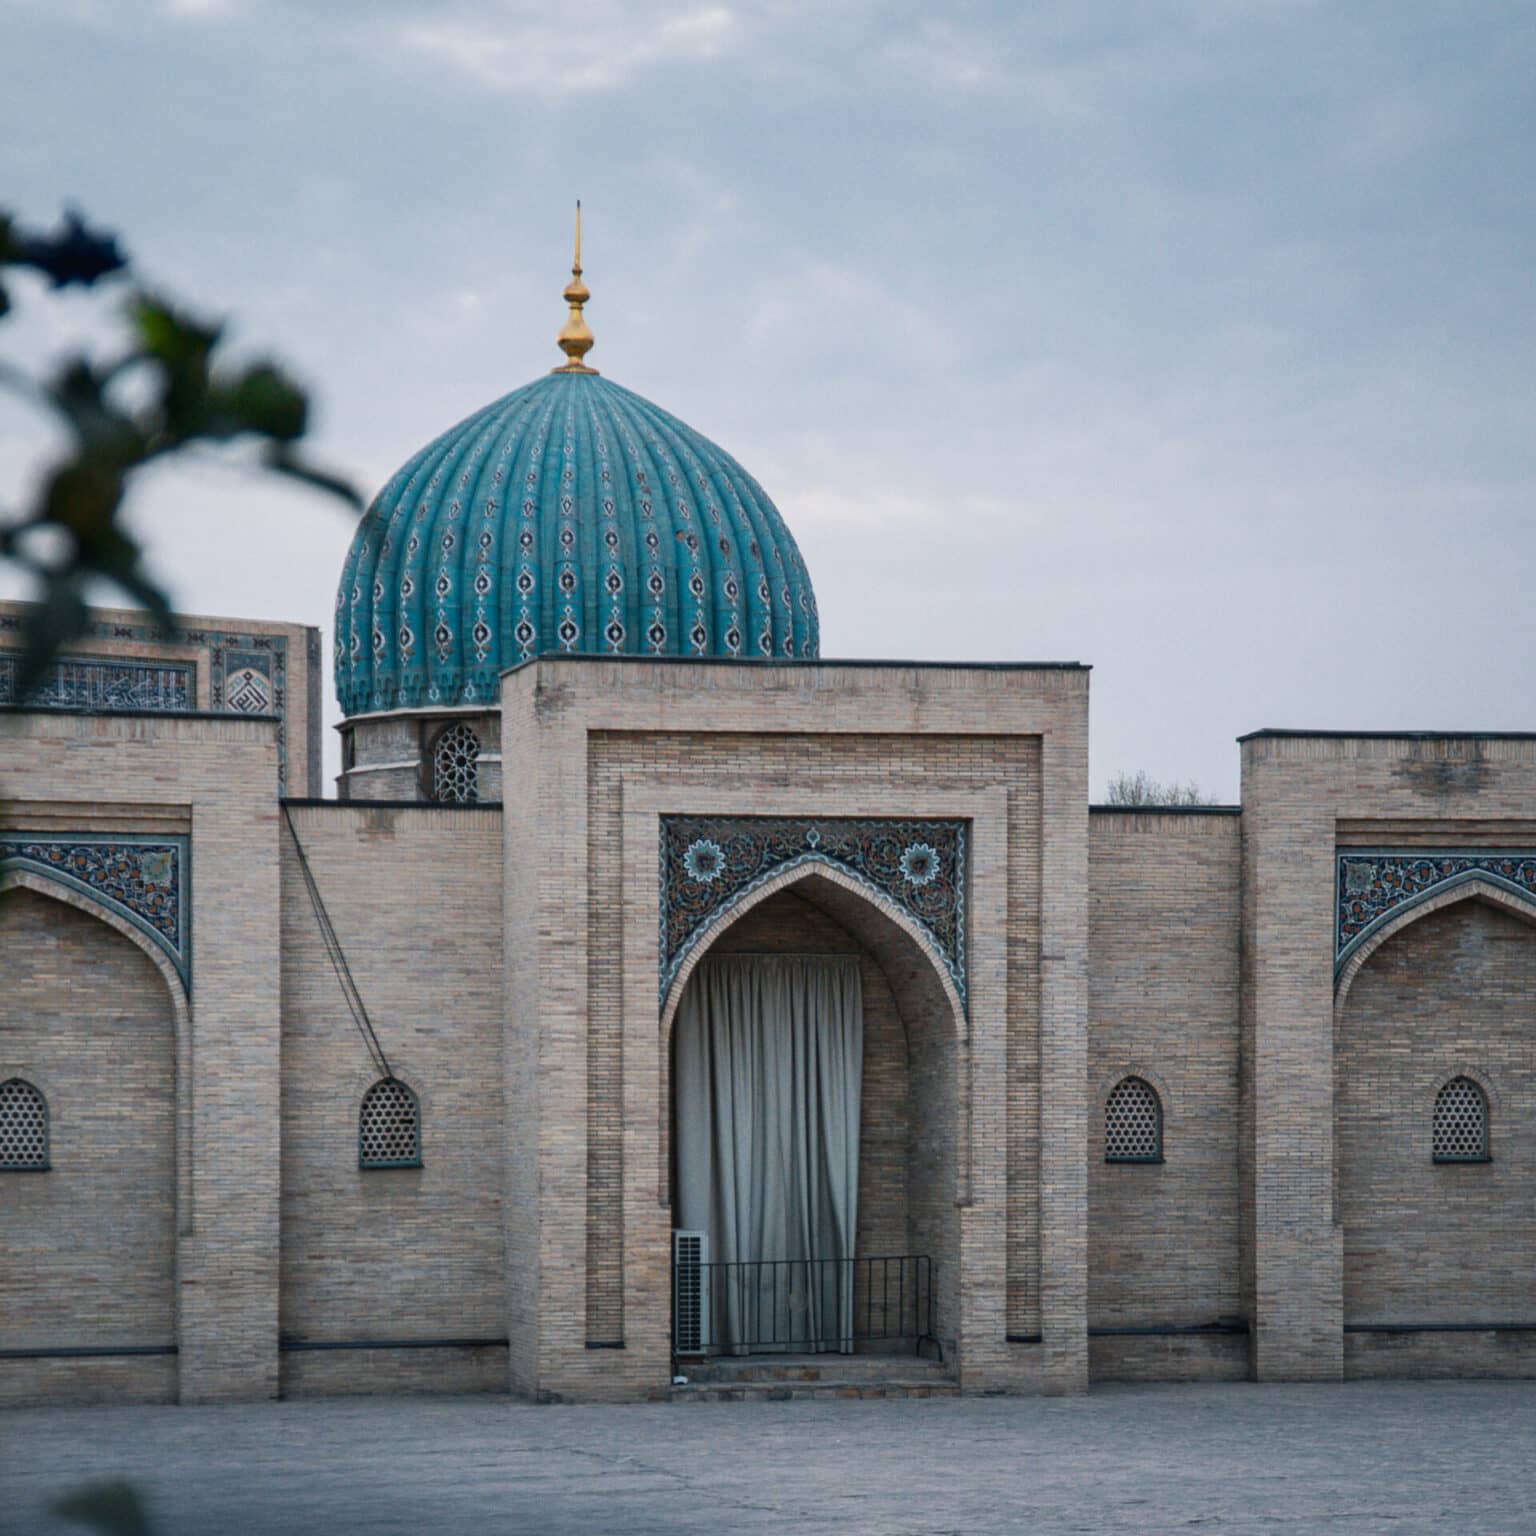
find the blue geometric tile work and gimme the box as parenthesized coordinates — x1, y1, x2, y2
(0, 611, 295, 789)
(0, 654, 192, 712)
(0, 835, 190, 986)
(335, 370, 820, 717)
(1336, 849, 1536, 972)
(659, 815, 968, 1013)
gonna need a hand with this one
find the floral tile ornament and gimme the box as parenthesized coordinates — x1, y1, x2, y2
(0, 835, 189, 986)
(1336, 850, 1536, 972)
(660, 815, 968, 1012)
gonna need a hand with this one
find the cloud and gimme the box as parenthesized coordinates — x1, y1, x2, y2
(781, 483, 1003, 534)
(161, 0, 240, 17)
(395, 2, 738, 96)
(877, 19, 1004, 94)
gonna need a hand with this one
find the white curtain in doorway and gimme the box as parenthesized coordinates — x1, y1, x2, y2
(674, 954, 863, 1354)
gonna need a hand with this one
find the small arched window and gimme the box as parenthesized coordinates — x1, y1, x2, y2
(431, 721, 480, 804)
(359, 1078, 421, 1169)
(1433, 1076, 1490, 1163)
(0, 1078, 50, 1171)
(1105, 1076, 1163, 1163)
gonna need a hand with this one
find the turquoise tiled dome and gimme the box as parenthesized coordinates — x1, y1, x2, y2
(335, 369, 820, 716)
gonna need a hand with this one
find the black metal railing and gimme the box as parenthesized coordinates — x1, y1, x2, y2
(673, 1253, 938, 1359)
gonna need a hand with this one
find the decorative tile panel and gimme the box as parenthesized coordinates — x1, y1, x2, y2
(0, 834, 189, 986)
(220, 649, 273, 714)
(659, 815, 968, 1012)
(1336, 850, 1536, 971)
(1, 613, 295, 789)
(0, 653, 192, 712)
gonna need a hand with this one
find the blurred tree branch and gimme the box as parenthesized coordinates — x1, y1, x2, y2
(0, 206, 361, 696)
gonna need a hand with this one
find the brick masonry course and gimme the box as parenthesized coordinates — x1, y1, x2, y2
(1088, 809, 1244, 1381)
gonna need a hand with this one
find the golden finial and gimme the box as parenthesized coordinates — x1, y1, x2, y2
(553, 201, 598, 374)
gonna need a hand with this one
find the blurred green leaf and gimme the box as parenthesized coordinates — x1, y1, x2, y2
(1, 207, 128, 289)
(130, 293, 220, 367)
(2, 207, 359, 689)
(221, 361, 308, 441)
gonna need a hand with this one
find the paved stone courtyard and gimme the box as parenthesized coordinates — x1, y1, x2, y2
(4, 1381, 1535, 1535)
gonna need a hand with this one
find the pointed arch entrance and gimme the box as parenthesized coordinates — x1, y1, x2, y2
(661, 866, 967, 1362)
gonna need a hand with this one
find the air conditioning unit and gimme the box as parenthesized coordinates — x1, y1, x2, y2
(672, 1229, 710, 1356)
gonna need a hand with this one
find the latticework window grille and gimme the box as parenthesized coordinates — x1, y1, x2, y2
(359, 1078, 421, 1168)
(432, 722, 480, 804)
(1433, 1077, 1489, 1162)
(0, 1078, 49, 1170)
(1105, 1076, 1163, 1163)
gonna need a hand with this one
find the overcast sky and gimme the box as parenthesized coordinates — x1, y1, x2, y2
(4, 0, 1533, 798)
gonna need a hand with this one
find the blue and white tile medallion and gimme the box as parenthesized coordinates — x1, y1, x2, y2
(659, 815, 968, 1013)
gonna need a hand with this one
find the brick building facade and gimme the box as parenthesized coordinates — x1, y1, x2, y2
(3, 285, 1532, 1404)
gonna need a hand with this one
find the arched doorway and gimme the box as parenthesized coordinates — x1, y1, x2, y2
(663, 870, 965, 1364)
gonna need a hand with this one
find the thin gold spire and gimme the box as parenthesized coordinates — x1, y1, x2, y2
(553, 201, 597, 374)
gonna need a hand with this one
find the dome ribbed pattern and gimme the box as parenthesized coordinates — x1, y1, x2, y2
(335, 371, 818, 716)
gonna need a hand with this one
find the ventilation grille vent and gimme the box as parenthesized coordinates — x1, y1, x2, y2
(1105, 1076, 1162, 1163)
(0, 1078, 48, 1170)
(360, 1079, 421, 1168)
(1434, 1077, 1488, 1161)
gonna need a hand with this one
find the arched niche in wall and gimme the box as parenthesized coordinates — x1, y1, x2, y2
(0, 876, 184, 1366)
(1331, 883, 1536, 1325)
(0, 870, 194, 1233)
(1335, 878, 1536, 1016)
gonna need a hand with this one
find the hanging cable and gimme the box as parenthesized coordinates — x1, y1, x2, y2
(282, 805, 394, 1082)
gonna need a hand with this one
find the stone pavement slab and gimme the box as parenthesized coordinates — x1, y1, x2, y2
(3, 1381, 1535, 1535)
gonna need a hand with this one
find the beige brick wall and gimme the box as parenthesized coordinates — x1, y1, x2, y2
(1338, 899, 1536, 1343)
(1, 708, 283, 1403)
(279, 1344, 508, 1396)
(604, 733, 1029, 1381)
(1087, 809, 1245, 1381)
(278, 803, 506, 1394)
(1241, 732, 1536, 1381)
(0, 601, 322, 797)
(503, 657, 1091, 1400)
(0, 888, 176, 1403)
(1345, 1330, 1536, 1379)
(1087, 1332, 1248, 1382)
(340, 712, 502, 803)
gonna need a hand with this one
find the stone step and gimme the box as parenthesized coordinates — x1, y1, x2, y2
(670, 1378, 959, 1402)
(678, 1352, 948, 1386)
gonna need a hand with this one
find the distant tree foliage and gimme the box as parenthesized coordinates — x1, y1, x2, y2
(1104, 769, 1220, 807)
(0, 206, 359, 695)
